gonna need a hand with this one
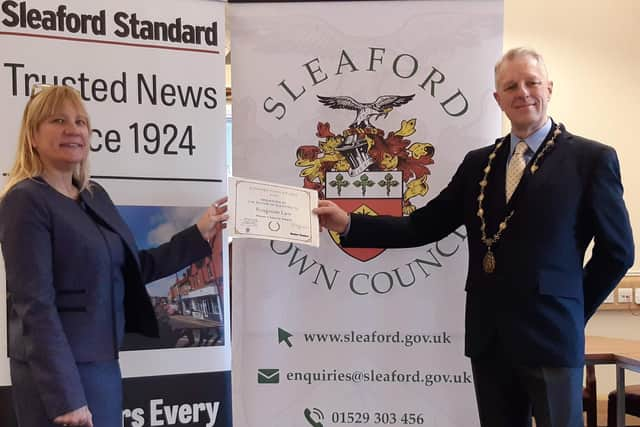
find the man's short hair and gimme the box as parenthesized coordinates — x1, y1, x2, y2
(494, 47, 549, 88)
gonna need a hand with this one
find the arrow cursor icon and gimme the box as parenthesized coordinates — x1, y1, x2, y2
(278, 328, 293, 348)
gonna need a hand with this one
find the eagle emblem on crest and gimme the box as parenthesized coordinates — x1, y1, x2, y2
(316, 94, 415, 128)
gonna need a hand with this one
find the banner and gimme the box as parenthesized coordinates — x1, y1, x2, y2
(0, 0, 230, 425)
(230, 1, 502, 426)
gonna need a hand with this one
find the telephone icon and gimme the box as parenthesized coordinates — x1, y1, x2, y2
(304, 407, 324, 427)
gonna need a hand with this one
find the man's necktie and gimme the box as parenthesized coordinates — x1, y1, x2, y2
(505, 140, 528, 202)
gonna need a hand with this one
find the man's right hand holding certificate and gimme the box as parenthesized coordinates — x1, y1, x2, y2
(313, 200, 350, 234)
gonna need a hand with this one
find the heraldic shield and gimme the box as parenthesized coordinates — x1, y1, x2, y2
(325, 170, 404, 262)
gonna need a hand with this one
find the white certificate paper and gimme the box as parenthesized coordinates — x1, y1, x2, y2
(229, 177, 319, 247)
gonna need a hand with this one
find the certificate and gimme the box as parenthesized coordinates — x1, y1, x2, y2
(229, 177, 319, 247)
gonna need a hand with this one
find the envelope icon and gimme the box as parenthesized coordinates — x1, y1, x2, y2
(257, 368, 280, 384)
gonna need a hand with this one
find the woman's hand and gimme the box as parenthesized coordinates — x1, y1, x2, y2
(197, 196, 229, 243)
(53, 405, 93, 427)
(312, 199, 350, 234)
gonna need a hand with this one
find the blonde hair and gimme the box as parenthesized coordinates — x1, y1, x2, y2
(1, 85, 92, 199)
(494, 47, 549, 88)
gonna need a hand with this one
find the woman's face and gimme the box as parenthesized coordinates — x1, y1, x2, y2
(32, 100, 89, 172)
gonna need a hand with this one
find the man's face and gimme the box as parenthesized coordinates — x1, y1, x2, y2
(493, 55, 553, 136)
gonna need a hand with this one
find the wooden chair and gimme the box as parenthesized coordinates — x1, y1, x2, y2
(583, 365, 598, 427)
(607, 384, 640, 427)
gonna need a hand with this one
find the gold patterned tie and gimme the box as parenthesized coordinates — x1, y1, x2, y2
(505, 140, 528, 202)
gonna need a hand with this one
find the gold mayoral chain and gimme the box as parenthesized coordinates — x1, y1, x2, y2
(477, 124, 561, 273)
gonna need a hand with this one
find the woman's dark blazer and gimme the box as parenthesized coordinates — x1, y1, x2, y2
(0, 178, 211, 419)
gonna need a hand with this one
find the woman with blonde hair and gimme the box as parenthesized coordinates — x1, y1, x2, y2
(0, 85, 228, 426)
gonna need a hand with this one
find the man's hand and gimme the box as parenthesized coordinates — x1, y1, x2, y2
(313, 200, 350, 234)
(53, 405, 93, 427)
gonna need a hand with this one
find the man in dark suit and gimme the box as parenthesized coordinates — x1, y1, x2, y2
(314, 47, 634, 427)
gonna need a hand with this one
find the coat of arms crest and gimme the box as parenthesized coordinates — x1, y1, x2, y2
(295, 94, 435, 261)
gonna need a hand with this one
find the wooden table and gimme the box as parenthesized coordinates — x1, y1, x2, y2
(586, 336, 640, 427)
